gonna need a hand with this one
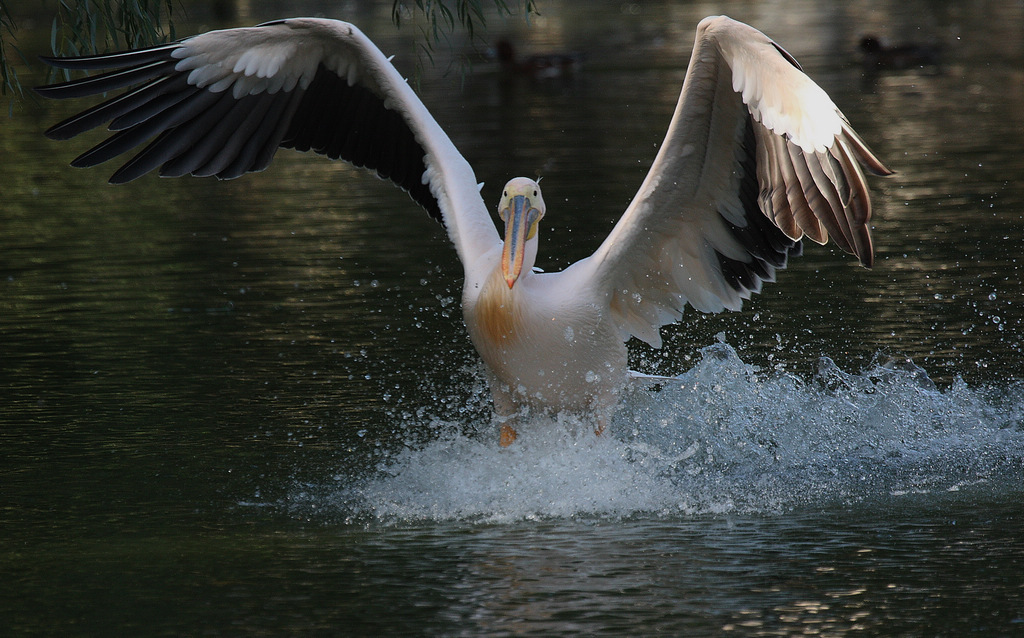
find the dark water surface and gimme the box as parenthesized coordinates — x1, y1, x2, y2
(3, 0, 1024, 634)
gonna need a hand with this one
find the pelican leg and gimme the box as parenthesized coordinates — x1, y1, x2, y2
(490, 378, 520, 447)
(590, 396, 615, 438)
(499, 423, 518, 447)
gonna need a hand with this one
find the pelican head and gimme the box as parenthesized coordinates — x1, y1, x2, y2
(498, 177, 545, 288)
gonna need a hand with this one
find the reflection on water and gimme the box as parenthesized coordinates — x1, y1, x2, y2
(3, 0, 1024, 634)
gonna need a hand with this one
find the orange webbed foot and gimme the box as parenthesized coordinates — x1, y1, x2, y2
(499, 424, 518, 447)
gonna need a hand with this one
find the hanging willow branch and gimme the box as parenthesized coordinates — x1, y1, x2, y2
(391, 0, 538, 78)
(393, 0, 538, 57)
(0, 0, 538, 102)
(0, 0, 21, 99)
(49, 0, 177, 58)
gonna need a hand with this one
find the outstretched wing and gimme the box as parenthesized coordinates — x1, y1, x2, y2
(575, 15, 892, 347)
(35, 18, 499, 267)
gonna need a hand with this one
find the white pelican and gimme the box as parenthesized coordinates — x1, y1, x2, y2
(36, 16, 892, 446)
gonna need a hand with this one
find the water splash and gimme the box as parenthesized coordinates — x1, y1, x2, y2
(310, 343, 1024, 523)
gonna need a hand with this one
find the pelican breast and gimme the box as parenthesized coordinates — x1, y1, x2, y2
(473, 266, 524, 347)
(464, 266, 627, 413)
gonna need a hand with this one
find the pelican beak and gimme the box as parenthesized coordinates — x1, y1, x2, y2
(501, 194, 535, 289)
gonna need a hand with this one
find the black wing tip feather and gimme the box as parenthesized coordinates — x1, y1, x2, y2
(38, 48, 447, 228)
(750, 115, 884, 272)
(36, 43, 179, 70)
(716, 115, 804, 296)
(855, 232, 874, 268)
(715, 236, 803, 296)
(34, 58, 179, 102)
(840, 121, 895, 178)
(43, 123, 72, 140)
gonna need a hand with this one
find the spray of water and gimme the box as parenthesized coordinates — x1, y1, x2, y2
(290, 342, 1024, 523)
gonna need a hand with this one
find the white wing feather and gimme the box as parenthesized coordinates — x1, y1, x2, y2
(573, 15, 891, 348)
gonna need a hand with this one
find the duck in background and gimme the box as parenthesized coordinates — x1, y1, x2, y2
(859, 35, 942, 70)
(493, 39, 585, 79)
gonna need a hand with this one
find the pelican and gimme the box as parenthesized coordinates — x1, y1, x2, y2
(35, 16, 891, 446)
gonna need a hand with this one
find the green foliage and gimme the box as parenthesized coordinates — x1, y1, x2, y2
(391, 0, 538, 80)
(1, 0, 22, 99)
(0, 0, 177, 95)
(1, 0, 537, 101)
(49, 0, 177, 58)
(393, 0, 538, 53)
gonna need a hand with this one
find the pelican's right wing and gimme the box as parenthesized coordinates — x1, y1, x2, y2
(34, 18, 499, 266)
(574, 16, 891, 348)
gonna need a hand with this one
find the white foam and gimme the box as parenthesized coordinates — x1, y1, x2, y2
(298, 343, 1024, 523)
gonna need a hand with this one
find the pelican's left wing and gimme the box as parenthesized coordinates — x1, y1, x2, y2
(35, 18, 499, 266)
(574, 16, 891, 348)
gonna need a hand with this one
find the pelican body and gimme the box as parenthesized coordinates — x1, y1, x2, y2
(463, 178, 628, 443)
(35, 16, 891, 445)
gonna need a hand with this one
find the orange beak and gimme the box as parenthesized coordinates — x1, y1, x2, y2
(500, 194, 531, 288)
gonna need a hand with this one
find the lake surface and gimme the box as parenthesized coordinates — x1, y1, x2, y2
(3, 0, 1024, 634)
